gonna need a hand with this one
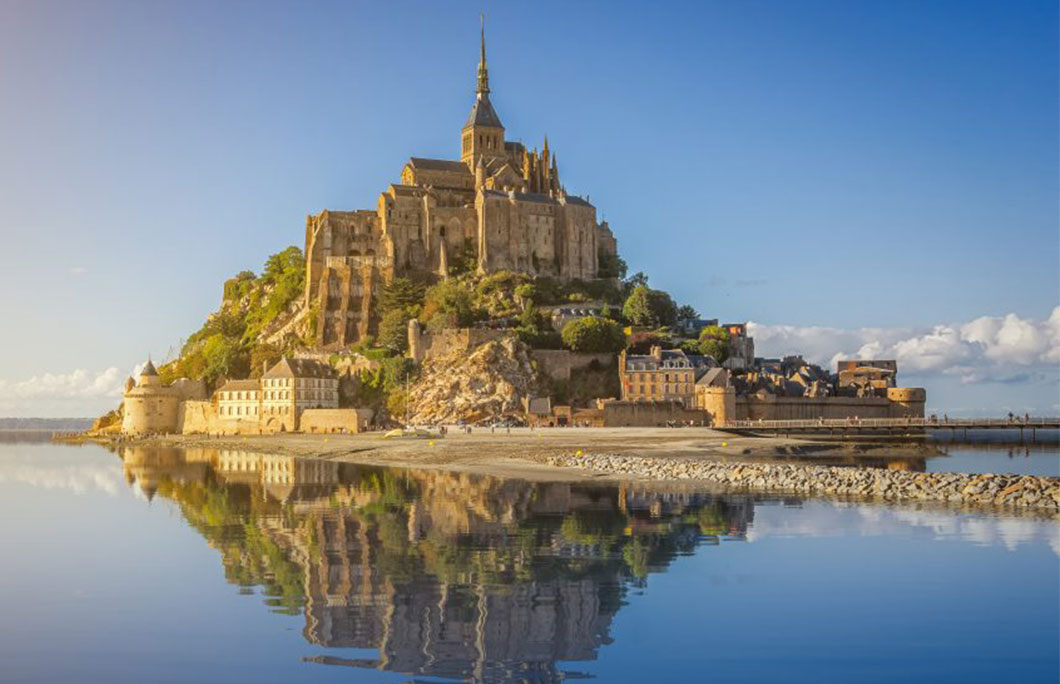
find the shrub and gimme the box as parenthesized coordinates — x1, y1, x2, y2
(561, 316, 626, 353)
(627, 331, 673, 354)
(698, 325, 731, 362)
(421, 279, 478, 327)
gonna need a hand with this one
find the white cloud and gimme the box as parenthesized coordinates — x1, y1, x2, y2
(0, 367, 128, 400)
(748, 306, 1060, 384)
(69, 266, 88, 277)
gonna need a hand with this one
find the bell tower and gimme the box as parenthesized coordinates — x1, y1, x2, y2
(461, 15, 505, 169)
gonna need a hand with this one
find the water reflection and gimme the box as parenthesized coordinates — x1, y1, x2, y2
(119, 446, 753, 682)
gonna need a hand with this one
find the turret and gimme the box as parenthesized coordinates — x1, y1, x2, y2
(138, 359, 160, 387)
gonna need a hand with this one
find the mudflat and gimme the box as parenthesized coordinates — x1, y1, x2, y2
(133, 427, 924, 482)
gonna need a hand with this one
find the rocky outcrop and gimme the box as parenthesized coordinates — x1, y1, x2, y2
(406, 337, 539, 424)
(546, 452, 1060, 511)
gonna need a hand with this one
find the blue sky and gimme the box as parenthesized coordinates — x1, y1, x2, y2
(0, 0, 1056, 416)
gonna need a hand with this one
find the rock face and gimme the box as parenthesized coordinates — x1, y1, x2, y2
(406, 337, 539, 424)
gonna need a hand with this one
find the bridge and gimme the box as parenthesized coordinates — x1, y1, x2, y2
(715, 416, 1060, 440)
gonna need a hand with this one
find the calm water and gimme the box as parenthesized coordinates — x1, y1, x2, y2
(0, 441, 1057, 683)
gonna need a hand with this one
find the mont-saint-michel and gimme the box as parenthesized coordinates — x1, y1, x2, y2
(86, 21, 1057, 511)
(4, 5, 1058, 683)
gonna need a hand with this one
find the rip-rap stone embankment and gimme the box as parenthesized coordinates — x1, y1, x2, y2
(546, 453, 1060, 511)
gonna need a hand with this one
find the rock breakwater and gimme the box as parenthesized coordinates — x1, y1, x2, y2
(546, 453, 1060, 511)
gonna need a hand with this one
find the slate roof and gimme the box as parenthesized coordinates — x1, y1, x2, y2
(465, 93, 504, 128)
(625, 349, 694, 371)
(408, 158, 471, 173)
(216, 379, 260, 393)
(513, 192, 555, 204)
(262, 358, 336, 379)
(140, 360, 158, 376)
(563, 195, 593, 207)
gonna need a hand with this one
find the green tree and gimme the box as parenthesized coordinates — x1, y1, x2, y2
(697, 325, 731, 363)
(377, 309, 410, 354)
(676, 304, 699, 321)
(421, 279, 478, 328)
(561, 316, 626, 353)
(379, 277, 425, 315)
(597, 250, 628, 279)
(622, 286, 678, 328)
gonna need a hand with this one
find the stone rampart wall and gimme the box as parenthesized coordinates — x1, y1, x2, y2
(300, 408, 373, 434)
(529, 350, 615, 383)
(409, 326, 509, 363)
(697, 387, 926, 425)
(601, 401, 708, 427)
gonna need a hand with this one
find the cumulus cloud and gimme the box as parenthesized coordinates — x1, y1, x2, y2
(748, 307, 1060, 384)
(0, 367, 128, 400)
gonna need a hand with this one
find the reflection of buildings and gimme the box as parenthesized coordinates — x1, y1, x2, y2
(120, 447, 754, 682)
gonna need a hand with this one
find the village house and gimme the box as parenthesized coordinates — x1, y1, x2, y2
(618, 346, 718, 406)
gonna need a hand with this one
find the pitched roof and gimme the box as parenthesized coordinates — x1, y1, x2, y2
(465, 93, 503, 128)
(262, 358, 336, 379)
(408, 157, 470, 173)
(140, 360, 158, 376)
(563, 195, 593, 207)
(216, 379, 259, 393)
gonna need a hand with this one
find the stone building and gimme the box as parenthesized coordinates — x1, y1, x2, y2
(304, 22, 619, 348)
(721, 323, 755, 370)
(122, 357, 362, 436)
(836, 359, 898, 393)
(120, 361, 206, 436)
(215, 379, 261, 423)
(618, 346, 717, 405)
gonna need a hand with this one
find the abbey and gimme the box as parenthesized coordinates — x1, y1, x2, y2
(304, 23, 619, 348)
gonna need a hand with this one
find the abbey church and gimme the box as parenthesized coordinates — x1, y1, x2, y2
(304, 23, 619, 348)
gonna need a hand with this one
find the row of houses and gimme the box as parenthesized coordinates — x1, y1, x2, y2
(121, 357, 372, 436)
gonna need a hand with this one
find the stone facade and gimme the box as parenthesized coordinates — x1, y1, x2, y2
(123, 357, 365, 436)
(304, 24, 619, 348)
(121, 361, 206, 436)
(618, 346, 717, 405)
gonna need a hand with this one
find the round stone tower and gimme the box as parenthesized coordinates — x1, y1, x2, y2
(121, 360, 181, 436)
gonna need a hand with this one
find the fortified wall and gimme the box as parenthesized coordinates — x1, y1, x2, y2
(697, 387, 927, 425)
(406, 320, 509, 363)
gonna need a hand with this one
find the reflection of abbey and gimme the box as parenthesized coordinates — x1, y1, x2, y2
(304, 24, 618, 347)
(121, 447, 753, 682)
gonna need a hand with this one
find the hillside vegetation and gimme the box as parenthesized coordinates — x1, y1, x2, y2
(159, 246, 311, 387)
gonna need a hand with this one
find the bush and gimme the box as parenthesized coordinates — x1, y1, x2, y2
(561, 316, 626, 353)
(698, 325, 731, 363)
(627, 331, 673, 354)
(517, 327, 563, 349)
(421, 279, 478, 327)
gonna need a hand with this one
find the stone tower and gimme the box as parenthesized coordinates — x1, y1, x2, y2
(460, 16, 505, 169)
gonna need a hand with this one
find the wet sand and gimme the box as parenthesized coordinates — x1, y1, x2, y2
(133, 427, 930, 482)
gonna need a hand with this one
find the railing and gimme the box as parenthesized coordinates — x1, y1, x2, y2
(720, 417, 1060, 430)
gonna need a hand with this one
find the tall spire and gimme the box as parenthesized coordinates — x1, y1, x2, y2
(477, 12, 490, 94)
